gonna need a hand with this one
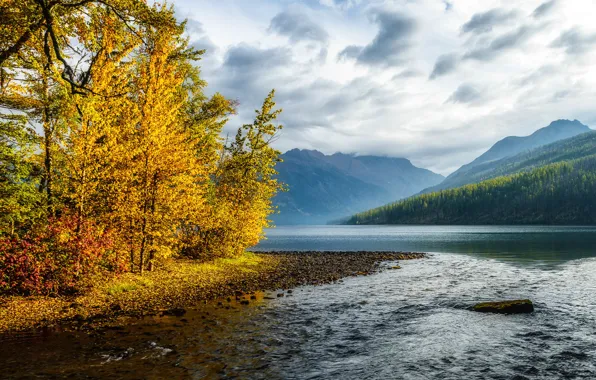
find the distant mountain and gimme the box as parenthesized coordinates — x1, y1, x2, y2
(345, 124, 596, 226)
(424, 130, 596, 193)
(346, 154, 596, 225)
(272, 150, 444, 224)
(423, 119, 591, 193)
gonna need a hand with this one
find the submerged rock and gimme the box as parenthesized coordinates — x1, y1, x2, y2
(473, 300, 534, 314)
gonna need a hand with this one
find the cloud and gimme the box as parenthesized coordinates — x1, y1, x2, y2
(269, 10, 329, 44)
(516, 65, 559, 87)
(320, 0, 361, 9)
(215, 44, 293, 106)
(177, 17, 219, 63)
(532, 0, 558, 19)
(464, 25, 536, 61)
(223, 44, 292, 71)
(461, 8, 519, 35)
(337, 45, 363, 61)
(394, 69, 423, 79)
(183, 0, 596, 175)
(551, 28, 596, 55)
(429, 53, 459, 80)
(446, 84, 483, 104)
(337, 10, 416, 66)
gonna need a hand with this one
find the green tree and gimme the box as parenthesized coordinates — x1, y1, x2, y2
(0, 118, 42, 235)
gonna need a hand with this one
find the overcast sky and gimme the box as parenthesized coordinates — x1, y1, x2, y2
(172, 0, 596, 175)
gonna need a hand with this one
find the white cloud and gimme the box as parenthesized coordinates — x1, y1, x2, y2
(173, 0, 596, 175)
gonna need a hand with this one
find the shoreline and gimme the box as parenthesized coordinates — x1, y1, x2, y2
(0, 251, 425, 334)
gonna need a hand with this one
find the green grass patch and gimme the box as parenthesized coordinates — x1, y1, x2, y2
(107, 282, 138, 295)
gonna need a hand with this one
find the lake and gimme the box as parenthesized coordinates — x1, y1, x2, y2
(3, 225, 596, 379)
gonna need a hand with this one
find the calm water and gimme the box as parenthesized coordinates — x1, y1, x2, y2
(3, 225, 596, 379)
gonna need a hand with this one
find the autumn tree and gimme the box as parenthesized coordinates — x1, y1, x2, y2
(182, 90, 285, 259)
(1, 0, 286, 290)
(102, 9, 209, 273)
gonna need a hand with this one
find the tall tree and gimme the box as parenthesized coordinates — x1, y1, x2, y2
(183, 90, 285, 258)
(110, 10, 208, 273)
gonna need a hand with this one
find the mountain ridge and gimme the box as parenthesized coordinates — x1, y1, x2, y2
(272, 149, 444, 225)
(422, 119, 591, 194)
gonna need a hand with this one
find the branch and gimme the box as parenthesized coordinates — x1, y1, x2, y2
(0, 19, 44, 67)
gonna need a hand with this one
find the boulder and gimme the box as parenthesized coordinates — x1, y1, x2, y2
(473, 300, 534, 314)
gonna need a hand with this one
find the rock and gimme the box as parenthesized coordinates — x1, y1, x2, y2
(472, 300, 534, 314)
(277, 293, 284, 298)
(287, 290, 293, 294)
(391, 265, 401, 270)
(164, 308, 186, 317)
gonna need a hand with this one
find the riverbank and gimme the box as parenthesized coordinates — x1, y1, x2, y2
(0, 251, 425, 333)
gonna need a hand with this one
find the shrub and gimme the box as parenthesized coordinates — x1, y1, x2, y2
(0, 216, 125, 296)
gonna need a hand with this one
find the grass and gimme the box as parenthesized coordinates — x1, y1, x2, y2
(106, 282, 138, 295)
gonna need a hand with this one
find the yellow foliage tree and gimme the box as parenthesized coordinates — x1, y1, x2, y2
(110, 10, 208, 273)
(182, 90, 285, 259)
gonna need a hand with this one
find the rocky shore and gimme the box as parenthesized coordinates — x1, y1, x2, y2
(0, 251, 425, 333)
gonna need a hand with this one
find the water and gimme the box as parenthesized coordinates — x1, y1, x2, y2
(255, 225, 596, 265)
(3, 225, 596, 379)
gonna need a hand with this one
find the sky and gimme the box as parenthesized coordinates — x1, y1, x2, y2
(172, 0, 596, 175)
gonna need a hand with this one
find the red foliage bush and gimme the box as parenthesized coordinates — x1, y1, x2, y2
(0, 216, 126, 296)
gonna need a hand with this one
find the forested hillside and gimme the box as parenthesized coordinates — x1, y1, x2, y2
(422, 131, 596, 193)
(346, 155, 596, 225)
(424, 119, 591, 193)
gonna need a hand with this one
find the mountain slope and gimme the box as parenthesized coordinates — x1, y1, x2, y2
(425, 130, 596, 193)
(345, 155, 596, 225)
(324, 153, 444, 197)
(424, 119, 591, 193)
(272, 149, 444, 225)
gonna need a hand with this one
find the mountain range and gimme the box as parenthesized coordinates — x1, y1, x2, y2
(272, 150, 444, 224)
(274, 119, 593, 225)
(345, 119, 596, 225)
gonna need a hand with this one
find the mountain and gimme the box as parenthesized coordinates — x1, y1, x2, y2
(423, 119, 591, 193)
(272, 149, 444, 224)
(425, 130, 596, 193)
(345, 154, 596, 225)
